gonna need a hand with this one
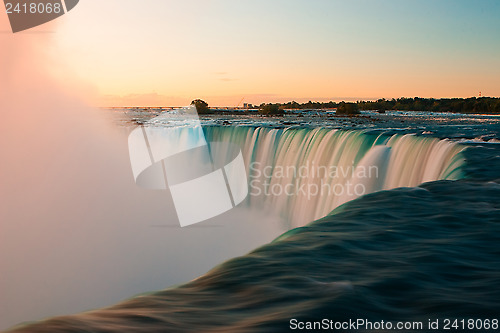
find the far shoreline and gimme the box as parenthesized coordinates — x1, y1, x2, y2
(100, 96, 500, 115)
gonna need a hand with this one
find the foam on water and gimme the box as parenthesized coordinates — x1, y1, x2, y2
(203, 126, 466, 226)
(9, 180, 500, 333)
(7, 124, 498, 333)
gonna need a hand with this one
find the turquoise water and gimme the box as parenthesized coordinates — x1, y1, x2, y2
(203, 126, 466, 226)
(9, 180, 500, 332)
(7, 122, 500, 332)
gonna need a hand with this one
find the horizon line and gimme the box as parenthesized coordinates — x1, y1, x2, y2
(97, 95, 499, 109)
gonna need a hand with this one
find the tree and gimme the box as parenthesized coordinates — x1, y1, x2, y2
(259, 103, 284, 115)
(375, 98, 387, 113)
(472, 100, 488, 114)
(494, 100, 500, 114)
(336, 102, 360, 115)
(191, 99, 211, 114)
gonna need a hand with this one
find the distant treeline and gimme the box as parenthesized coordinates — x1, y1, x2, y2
(268, 97, 500, 114)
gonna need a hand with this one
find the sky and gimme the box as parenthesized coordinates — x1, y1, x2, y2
(4, 0, 500, 106)
(0, 2, 500, 328)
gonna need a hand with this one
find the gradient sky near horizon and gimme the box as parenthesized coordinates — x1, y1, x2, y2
(8, 0, 500, 106)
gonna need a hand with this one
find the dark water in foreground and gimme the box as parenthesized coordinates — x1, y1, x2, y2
(6, 112, 500, 332)
(9, 151, 500, 332)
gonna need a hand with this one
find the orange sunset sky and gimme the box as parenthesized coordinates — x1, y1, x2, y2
(2, 0, 500, 107)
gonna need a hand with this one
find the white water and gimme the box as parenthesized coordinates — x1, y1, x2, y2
(203, 126, 466, 227)
(0, 115, 465, 330)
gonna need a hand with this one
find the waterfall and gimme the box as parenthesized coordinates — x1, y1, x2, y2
(203, 126, 466, 227)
